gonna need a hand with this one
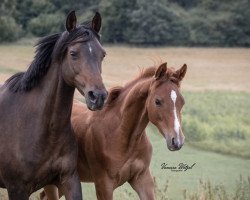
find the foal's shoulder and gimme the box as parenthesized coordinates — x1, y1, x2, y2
(72, 100, 87, 113)
(72, 100, 89, 124)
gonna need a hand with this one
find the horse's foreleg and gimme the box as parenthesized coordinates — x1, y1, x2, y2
(129, 169, 155, 200)
(40, 185, 62, 200)
(58, 171, 82, 200)
(7, 188, 29, 200)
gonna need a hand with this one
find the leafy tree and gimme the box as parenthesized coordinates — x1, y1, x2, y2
(228, 0, 250, 46)
(126, 0, 190, 45)
(0, 0, 22, 41)
(0, 0, 249, 46)
(27, 12, 64, 36)
(169, 0, 201, 9)
(14, 0, 55, 29)
(0, 16, 22, 42)
(101, 0, 137, 43)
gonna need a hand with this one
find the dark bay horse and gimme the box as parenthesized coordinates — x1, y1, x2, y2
(0, 11, 107, 200)
(41, 62, 187, 200)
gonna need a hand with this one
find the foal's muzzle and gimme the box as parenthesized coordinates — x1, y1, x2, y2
(86, 89, 108, 111)
(165, 131, 184, 151)
(169, 137, 184, 151)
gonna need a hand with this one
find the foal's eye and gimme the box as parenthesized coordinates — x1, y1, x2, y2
(155, 99, 161, 106)
(70, 51, 77, 57)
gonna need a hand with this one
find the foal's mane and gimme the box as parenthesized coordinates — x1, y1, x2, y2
(4, 22, 98, 93)
(106, 66, 177, 105)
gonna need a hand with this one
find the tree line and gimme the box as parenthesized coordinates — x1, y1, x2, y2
(0, 0, 249, 46)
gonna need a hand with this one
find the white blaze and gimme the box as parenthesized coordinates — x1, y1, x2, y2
(88, 43, 93, 54)
(171, 90, 180, 142)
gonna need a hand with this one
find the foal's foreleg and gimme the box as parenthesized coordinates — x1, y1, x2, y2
(59, 171, 82, 200)
(94, 177, 114, 200)
(129, 169, 155, 200)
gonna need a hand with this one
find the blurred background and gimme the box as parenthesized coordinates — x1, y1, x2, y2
(1, 0, 250, 46)
(0, 0, 250, 199)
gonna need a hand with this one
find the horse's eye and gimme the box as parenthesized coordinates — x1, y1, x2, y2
(84, 30, 90, 36)
(155, 99, 161, 106)
(70, 51, 77, 57)
(102, 52, 106, 60)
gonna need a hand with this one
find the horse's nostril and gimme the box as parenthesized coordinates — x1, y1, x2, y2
(88, 90, 108, 107)
(88, 91, 97, 101)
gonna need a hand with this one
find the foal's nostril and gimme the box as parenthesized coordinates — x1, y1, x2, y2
(171, 137, 183, 149)
(172, 138, 175, 146)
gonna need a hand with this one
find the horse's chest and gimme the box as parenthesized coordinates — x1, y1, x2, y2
(27, 133, 77, 188)
(35, 148, 76, 186)
(46, 138, 77, 177)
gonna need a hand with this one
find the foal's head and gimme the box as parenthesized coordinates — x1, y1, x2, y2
(56, 11, 107, 110)
(146, 63, 187, 151)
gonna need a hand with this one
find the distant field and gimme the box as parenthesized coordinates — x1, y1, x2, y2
(0, 43, 250, 199)
(0, 44, 250, 92)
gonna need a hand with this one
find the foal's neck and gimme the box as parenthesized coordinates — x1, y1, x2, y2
(118, 77, 152, 151)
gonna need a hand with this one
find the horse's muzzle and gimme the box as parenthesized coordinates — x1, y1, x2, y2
(86, 90, 108, 111)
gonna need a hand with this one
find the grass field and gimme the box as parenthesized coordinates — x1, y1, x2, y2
(0, 42, 250, 199)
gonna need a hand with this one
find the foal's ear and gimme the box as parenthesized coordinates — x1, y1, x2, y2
(174, 64, 187, 81)
(92, 12, 102, 33)
(66, 10, 77, 32)
(155, 62, 167, 80)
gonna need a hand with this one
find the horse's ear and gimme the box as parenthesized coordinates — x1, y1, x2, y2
(155, 62, 167, 80)
(92, 12, 102, 33)
(66, 10, 77, 32)
(174, 64, 187, 81)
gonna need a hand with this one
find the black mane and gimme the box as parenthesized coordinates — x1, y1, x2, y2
(5, 23, 98, 93)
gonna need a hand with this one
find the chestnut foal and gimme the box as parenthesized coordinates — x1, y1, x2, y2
(41, 62, 187, 200)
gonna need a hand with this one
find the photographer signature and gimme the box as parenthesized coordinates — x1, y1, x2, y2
(161, 162, 196, 172)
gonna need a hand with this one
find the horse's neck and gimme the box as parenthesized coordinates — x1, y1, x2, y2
(116, 78, 152, 152)
(38, 61, 74, 131)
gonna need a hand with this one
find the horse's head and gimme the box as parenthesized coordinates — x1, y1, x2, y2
(146, 63, 187, 151)
(56, 11, 107, 111)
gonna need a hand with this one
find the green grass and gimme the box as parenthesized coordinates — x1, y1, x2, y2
(182, 91, 250, 158)
(147, 125, 250, 200)
(182, 176, 250, 200)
